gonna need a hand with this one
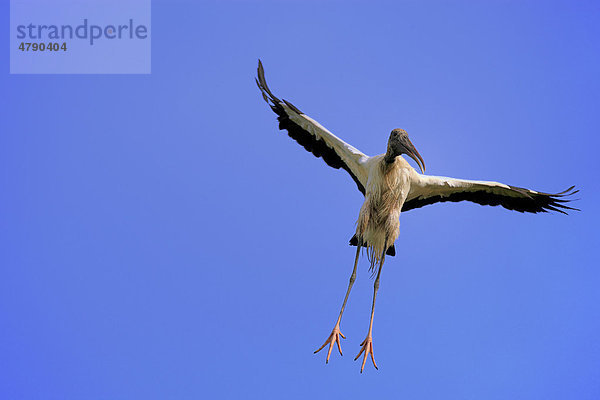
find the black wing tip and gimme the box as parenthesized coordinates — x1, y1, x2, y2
(257, 59, 265, 80)
(256, 59, 280, 105)
(542, 185, 580, 214)
(256, 60, 305, 113)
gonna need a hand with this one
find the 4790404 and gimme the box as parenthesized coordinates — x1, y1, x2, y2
(18, 42, 67, 52)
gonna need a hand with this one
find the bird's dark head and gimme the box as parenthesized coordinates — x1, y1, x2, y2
(385, 129, 426, 173)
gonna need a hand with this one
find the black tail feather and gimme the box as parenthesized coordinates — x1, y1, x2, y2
(349, 234, 395, 256)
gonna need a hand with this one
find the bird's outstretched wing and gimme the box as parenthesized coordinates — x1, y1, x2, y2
(404, 173, 578, 214)
(256, 60, 369, 195)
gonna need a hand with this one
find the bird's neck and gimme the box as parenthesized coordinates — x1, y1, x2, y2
(381, 154, 400, 176)
(384, 151, 397, 164)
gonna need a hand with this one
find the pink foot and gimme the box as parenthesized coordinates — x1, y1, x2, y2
(314, 323, 345, 363)
(354, 335, 378, 372)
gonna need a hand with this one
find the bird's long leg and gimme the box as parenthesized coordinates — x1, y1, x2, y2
(355, 242, 386, 373)
(314, 245, 361, 363)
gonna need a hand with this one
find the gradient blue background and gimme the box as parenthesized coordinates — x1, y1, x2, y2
(2, 1, 599, 399)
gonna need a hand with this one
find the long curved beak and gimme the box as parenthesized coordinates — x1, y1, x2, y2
(403, 140, 426, 174)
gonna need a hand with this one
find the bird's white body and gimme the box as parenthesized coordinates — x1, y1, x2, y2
(357, 156, 411, 266)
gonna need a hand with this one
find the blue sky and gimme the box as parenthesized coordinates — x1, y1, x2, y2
(2, 1, 599, 399)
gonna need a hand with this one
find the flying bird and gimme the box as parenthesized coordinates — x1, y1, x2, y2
(255, 60, 578, 373)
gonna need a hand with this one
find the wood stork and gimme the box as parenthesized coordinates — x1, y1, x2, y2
(256, 60, 578, 373)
